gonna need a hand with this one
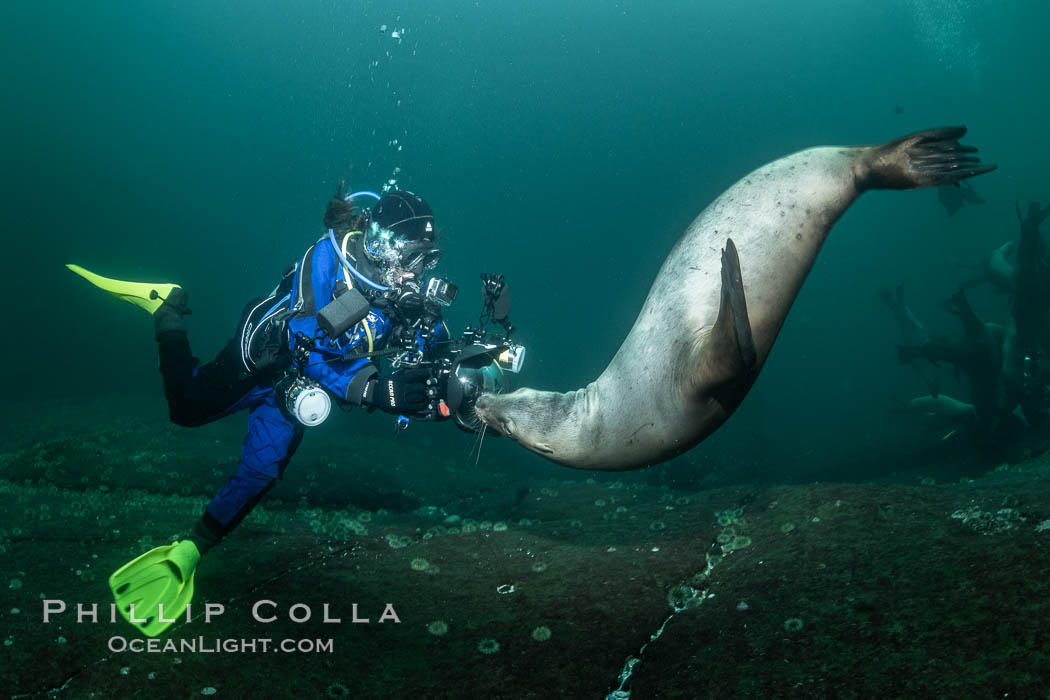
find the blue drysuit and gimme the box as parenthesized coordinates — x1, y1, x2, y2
(158, 234, 397, 543)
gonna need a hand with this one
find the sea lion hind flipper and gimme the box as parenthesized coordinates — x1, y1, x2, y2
(695, 239, 757, 401)
(863, 126, 997, 190)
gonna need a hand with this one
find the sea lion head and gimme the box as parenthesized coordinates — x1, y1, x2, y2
(475, 388, 564, 458)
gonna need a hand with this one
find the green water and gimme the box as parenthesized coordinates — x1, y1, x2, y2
(4, 0, 1050, 482)
(7, 3, 1050, 698)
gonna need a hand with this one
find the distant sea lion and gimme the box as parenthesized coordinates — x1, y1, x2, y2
(907, 394, 976, 420)
(936, 179, 984, 216)
(878, 284, 938, 397)
(1002, 200, 1050, 413)
(475, 127, 996, 470)
(911, 289, 1005, 427)
(960, 241, 1015, 295)
(878, 284, 930, 347)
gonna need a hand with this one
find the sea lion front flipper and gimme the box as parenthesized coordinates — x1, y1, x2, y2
(721, 239, 758, 372)
(695, 239, 757, 403)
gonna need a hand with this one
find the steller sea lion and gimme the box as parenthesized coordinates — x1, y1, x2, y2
(476, 127, 995, 470)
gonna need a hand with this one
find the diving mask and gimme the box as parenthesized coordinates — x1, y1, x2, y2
(365, 221, 442, 286)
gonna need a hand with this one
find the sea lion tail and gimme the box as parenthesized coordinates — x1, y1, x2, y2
(860, 126, 997, 191)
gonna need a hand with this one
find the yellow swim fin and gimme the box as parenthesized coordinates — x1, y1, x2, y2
(66, 264, 180, 315)
(109, 540, 201, 637)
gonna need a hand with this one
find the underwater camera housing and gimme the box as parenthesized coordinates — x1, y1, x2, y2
(386, 272, 526, 432)
(394, 332, 513, 433)
(443, 341, 511, 433)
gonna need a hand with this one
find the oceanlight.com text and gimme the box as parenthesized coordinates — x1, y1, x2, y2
(108, 636, 335, 654)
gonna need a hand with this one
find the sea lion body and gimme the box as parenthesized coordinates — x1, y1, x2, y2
(476, 128, 995, 470)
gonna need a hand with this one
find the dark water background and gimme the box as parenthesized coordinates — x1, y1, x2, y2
(4, 0, 1049, 485)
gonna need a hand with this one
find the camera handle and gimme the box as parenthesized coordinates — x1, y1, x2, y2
(480, 272, 515, 338)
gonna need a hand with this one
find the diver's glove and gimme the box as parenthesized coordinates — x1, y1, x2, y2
(154, 287, 192, 339)
(364, 369, 431, 414)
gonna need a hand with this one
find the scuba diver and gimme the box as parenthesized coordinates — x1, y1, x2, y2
(67, 187, 517, 637)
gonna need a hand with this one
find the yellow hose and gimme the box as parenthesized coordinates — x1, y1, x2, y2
(339, 232, 373, 352)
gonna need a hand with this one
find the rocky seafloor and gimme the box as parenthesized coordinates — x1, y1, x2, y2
(3, 397, 1050, 699)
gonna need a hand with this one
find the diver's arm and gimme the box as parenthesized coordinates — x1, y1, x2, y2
(360, 369, 431, 414)
(302, 345, 429, 414)
(301, 350, 378, 404)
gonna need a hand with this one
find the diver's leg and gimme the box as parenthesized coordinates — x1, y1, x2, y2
(158, 331, 262, 426)
(155, 290, 259, 427)
(189, 392, 304, 555)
